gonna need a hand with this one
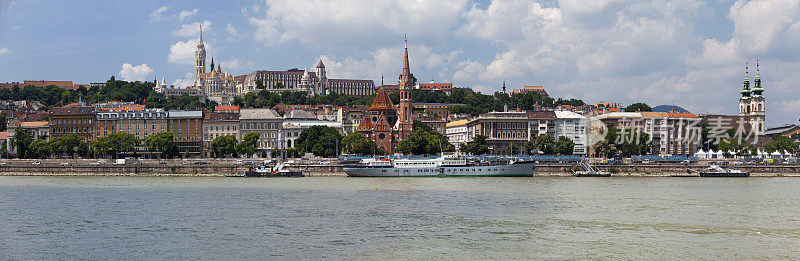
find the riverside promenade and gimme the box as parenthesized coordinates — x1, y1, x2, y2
(2, 159, 800, 177)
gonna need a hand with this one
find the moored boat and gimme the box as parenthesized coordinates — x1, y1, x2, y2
(343, 153, 534, 177)
(694, 163, 749, 177)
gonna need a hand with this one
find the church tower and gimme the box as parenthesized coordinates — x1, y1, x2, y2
(397, 35, 414, 139)
(750, 60, 766, 135)
(738, 63, 751, 115)
(315, 59, 327, 95)
(194, 24, 206, 88)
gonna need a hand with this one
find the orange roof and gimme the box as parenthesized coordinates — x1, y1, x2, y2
(0, 131, 6, 140)
(100, 105, 145, 112)
(215, 105, 240, 112)
(356, 116, 374, 131)
(667, 113, 699, 118)
(369, 87, 396, 111)
(20, 121, 48, 128)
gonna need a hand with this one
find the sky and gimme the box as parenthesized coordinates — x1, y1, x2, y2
(0, 0, 799, 126)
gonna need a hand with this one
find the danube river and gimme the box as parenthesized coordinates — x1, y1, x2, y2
(1, 177, 799, 259)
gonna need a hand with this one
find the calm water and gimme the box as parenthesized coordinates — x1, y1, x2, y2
(1, 176, 799, 260)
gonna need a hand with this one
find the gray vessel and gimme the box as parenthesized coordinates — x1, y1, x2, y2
(343, 153, 535, 177)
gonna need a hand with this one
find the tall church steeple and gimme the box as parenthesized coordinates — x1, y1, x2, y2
(752, 60, 764, 97)
(397, 34, 414, 139)
(194, 23, 207, 87)
(740, 63, 751, 98)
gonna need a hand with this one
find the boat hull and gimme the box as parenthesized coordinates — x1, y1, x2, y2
(699, 172, 749, 177)
(344, 162, 535, 177)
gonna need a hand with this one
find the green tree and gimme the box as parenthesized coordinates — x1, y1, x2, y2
(145, 132, 179, 159)
(341, 133, 380, 155)
(555, 136, 575, 155)
(460, 134, 489, 155)
(47, 134, 86, 158)
(533, 135, 556, 155)
(397, 121, 455, 155)
(505, 143, 521, 155)
(296, 126, 342, 157)
(236, 132, 260, 158)
(764, 135, 796, 153)
(94, 132, 136, 159)
(0, 111, 6, 131)
(12, 129, 34, 158)
(624, 102, 652, 112)
(0, 140, 8, 158)
(29, 138, 50, 159)
(209, 135, 238, 158)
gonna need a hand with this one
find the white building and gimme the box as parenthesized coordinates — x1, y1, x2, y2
(554, 111, 589, 155)
(281, 110, 343, 150)
(445, 119, 469, 149)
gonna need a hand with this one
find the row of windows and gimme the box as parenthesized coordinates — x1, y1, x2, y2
(98, 113, 166, 119)
(205, 125, 237, 132)
(52, 118, 92, 125)
(242, 123, 278, 130)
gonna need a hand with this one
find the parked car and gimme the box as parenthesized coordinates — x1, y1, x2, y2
(319, 161, 331, 165)
(0, 162, 6, 165)
(193, 161, 208, 165)
(90, 161, 102, 166)
(234, 160, 243, 165)
(32, 162, 41, 165)
(59, 162, 70, 166)
(182, 161, 191, 165)
(133, 162, 143, 165)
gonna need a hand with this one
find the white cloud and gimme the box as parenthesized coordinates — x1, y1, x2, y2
(226, 23, 239, 36)
(118, 63, 153, 81)
(728, 0, 800, 55)
(248, 0, 467, 48)
(168, 39, 208, 65)
(220, 58, 252, 71)
(150, 6, 168, 21)
(172, 21, 212, 38)
(12, 25, 21, 30)
(171, 73, 195, 89)
(178, 8, 199, 21)
(0, 47, 9, 55)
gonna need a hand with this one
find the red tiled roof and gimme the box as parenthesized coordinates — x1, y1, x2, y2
(356, 116, 374, 131)
(0, 132, 6, 140)
(215, 105, 240, 112)
(20, 121, 48, 128)
(369, 88, 396, 111)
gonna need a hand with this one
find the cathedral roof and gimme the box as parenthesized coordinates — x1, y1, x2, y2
(316, 59, 325, 68)
(369, 87, 396, 111)
(356, 116, 374, 131)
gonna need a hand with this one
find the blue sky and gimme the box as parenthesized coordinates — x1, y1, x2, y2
(1, 0, 799, 126)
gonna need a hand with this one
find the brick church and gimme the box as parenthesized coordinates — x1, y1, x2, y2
(356, 37, 415, 154)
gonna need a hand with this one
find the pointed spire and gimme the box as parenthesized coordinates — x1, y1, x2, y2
(741, 62, 751, 98)
(752, 59, 764, 96)
(381, 74, 384, 86)
(199, 23, 203, 43)
(210, 56, 214, 70)
(755, 59, 760, 79)
(400, 35, 411, 88)
(502, 79, 507, 93)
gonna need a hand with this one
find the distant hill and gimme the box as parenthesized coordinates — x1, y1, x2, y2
(652, 105, 690, 113)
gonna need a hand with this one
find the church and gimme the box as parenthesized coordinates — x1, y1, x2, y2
(738, 61, 766, 136)
(355, 37, 415, 154)
(192, 24, 238, 105)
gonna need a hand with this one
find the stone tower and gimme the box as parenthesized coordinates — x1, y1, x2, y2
(315, 59, 327, 95)
(397, 35, 414, 139)
(738, 61, 766, 136)
(194, 24, 206, 88)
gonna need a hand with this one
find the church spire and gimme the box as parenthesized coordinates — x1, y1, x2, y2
(752, 59, 764, 97)
(401, 34, 411, 88)
(199, 23, 203, 43)
(210, 56, 214, 71)
(741, 62, 751, 98)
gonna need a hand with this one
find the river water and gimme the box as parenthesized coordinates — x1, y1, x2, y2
(1, 176, 799, 259)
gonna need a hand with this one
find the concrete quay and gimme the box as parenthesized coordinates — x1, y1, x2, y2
(2, 159, 800, 177)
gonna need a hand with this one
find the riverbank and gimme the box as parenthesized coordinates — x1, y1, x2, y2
(3, 159, 800, 177)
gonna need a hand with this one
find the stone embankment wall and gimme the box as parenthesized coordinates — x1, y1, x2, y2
(2, 160, 800, 177)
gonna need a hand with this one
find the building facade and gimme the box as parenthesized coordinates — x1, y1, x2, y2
(96, 108, 168, 157)
(239, 108, 283, 157)
(50, 105, 96, 142)
(554, 111, 589, 155)
(241, 59, 375, 97)
(166, 110, 204, 158)
(465, 111, 530, 155)
(202, 112, 239, 157)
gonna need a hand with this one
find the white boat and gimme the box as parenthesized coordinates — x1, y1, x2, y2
(343, 153, 535, 177)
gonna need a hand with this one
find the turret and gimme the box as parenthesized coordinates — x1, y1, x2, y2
(740, 63, 751, 98)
